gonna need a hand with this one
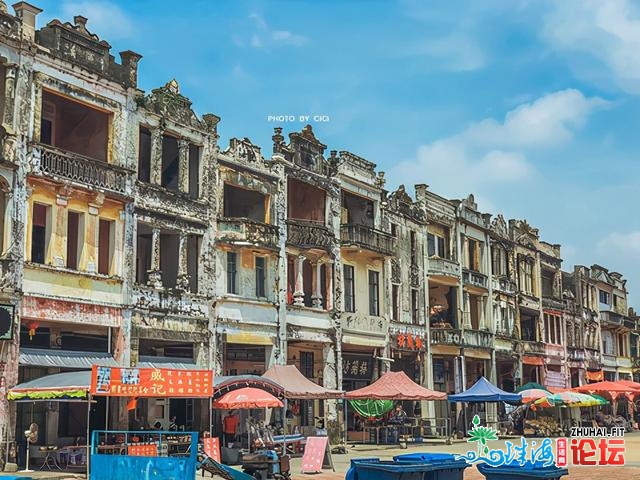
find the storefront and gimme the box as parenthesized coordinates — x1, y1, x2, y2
(342, 350, 375, 438)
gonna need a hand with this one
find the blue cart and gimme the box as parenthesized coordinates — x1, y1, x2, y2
(346, 455, 470, 480)
(394, 453, 470, 480)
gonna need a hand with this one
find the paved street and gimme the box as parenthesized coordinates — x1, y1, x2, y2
(4, 434, 640, 480)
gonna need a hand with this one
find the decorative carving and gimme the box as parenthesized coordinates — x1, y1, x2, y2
(286, 220, 334, 250)
(340, 224, 396, 257)
(387, 185, 425, 223)
(140, 80, 207, 130)
(391, 260, 401, 284)
(490, 214, 508, 239)
(217, 218, 279, 250)
(410, 264, 420, 287)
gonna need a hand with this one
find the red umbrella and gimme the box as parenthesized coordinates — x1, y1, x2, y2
(574, 381, 640, 400)
(213, 387, 283, 409)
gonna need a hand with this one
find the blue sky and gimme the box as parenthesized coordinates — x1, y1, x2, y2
(34, 0, 640, 308)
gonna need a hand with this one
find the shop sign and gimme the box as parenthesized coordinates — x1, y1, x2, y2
(389, 326, 426, 351)
(90, 365, 213, 397)
(342, 355, 373, 380)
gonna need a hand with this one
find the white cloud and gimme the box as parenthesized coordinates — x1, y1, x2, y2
(414, 33, 487, 72)
(245, 13, 307, 49)
(60, 1, 134, 40)
(390, 89, 605, 197)
(597, 232, 640, 257)
(542, 0, 640, 94)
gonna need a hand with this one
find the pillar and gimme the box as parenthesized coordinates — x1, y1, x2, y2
(463, 292, 472, 328)
(176, 233, 189, 291)
(147, 227, 162, 288)
(2, 64, 17, 128)
(149, 128, 163, 185)
(312, 261, 323, 308)
(178, 139, 189, 193)
(325, 261, 334, 311)
(322, 343, 339, 444)
(293, 255, 306, 306)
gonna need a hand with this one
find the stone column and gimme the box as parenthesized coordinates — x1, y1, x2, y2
(147, 227, 162, 288)
(322, 343, 340, 444)
(2, 64, 17, 128)
(176, 233, 189, 291)
(149, 128, 163, 185)
(178, 139, 189, 193)
(293, 255, 306, 306)
(463, 292, 472, 328)
(312, 261, 323, 308)
(325, 261, 334, 311)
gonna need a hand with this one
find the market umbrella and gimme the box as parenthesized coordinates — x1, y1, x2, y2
(519, 388, 550, 404)
(575, 381, 640, 401)
(534, 391, 607, 409)
(213, 387, 284, 409)
(515, 382, 549, 393)
(348, 399, 394, 419)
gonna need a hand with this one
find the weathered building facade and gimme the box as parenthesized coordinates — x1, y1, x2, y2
(2, 2, 640, 454)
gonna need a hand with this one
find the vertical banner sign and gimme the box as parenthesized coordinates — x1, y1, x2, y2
(301, 437, 334, 473)
(203, 437, 221, 463)
(90, 366, 213, 397)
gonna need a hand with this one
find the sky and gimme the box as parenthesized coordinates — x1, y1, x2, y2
(32, 0, 640, 308)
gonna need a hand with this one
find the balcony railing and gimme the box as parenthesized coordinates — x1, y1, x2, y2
(491, 276, 517, 294)
(286, 219, 334, 250)
(542, 297, 564, 310)
(430, 327, 493, 349)
(340, 224, 396, 256)
(602, 353, 616, 367)
(600, 311, 626, 327)
(567, 348, 586, 362)
(217, 218, 279, 250)
(32, 143, 131, 196)
(428, 257, 459, 278)
(520, 340, 546, 355)
(462, 269, 488, 289)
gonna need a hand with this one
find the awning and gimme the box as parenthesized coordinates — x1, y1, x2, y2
(523, 356, 544, 366)
(584, 370, 603, 381)
(345, 371, 446, 401)
(448, 376, 522, 403)
(8, 371, 91, 401)
(20, 348, 117, 369)
(262, 364, 343, 399)
(342, 334, 386, 348)
(137, 356, 201, 370)
(226, 333, 273, 346)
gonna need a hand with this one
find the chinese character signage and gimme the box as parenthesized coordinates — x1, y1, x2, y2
(342, 355, 372, 380)
(90, 366, 213, 397)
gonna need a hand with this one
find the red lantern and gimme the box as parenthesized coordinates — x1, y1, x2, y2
(25, 320, 39, 340)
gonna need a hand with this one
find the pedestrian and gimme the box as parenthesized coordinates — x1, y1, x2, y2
(223, 410, 240, 447)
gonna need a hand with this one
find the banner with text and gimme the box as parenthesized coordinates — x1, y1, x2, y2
(90, 365, 213, 397)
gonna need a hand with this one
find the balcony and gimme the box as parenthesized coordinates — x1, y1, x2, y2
(600, 311, 625, 327)
(567, 348, 586, 362)
(463, 329, 494, 349)
(491, 276, 517, 294)
(430, 328, 493, 349)
(32, 143, 131, 196)
(217, 218, 279, 251)
(462, 269, 488, 290)
(287, 219, 334, 250)
(542, 297, 564, 311)
(602, 353, 616, 368)
(340, 224, 396, 256)
(428, 257, 459, 279)
(520, 340, 545, 356)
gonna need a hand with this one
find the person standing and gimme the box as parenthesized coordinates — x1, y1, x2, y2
(223, 410, 240, 447)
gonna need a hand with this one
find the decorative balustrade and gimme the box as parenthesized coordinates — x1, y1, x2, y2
(462, 269, 488, 289)
(430, 327, 494, 349)
(520, 340, 546, 355)
(287, 219, 334, 250)
(428, 257, 459, 278)
(491, 276, 517, 294)
(33, 143, 130, 196)
(542, 297, 564, 310)
(218, 218, 279, 250)
(340, 224, 396, 256)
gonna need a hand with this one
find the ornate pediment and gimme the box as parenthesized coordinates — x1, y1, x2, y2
(388, 185, 425, 223)
(140, 79, 208, 131)
(490, 214, 508, 239)
(225, 138, 264, 165)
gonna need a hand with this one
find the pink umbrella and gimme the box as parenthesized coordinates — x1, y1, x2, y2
(519, 388, 550, 403)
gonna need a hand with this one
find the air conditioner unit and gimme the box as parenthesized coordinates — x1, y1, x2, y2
(0, 304, 15, 341)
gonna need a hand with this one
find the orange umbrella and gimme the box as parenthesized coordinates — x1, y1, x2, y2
(213, 387, 283, 409)
(574, 381, 640, 400)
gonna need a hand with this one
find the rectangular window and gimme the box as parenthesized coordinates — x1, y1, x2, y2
(300, 351, 314, 379)
(410, 231, 417, 266)
(98, 219, 115, 275)
(368, 270, 379, 316)
(344, 265, 355, 313)
(138, 126, 151, 182)
(427, 233, 435, 257)
(161, 135, 180, 192)
(31, 203, 50, 264)
(227, 252, 238, 294)
(390, 223, 398, 237)
(599, 290, 610, 305)
(188, 144, 200, 199)
(255, 256, 266, 298)
(66, 211, 84, 270)
(468, 239, 478, 271)
(392, 284, 400, 321)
